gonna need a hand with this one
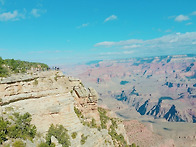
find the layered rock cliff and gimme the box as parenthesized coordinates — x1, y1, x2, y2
(0, 71, 130, 147)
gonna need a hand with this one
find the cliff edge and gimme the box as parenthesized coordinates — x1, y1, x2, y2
(0, 71, 131, 147)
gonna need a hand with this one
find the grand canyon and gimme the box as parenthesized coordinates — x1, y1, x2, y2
(63, 54, 196, 146)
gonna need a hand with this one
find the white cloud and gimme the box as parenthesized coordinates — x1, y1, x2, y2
(175, 15, 189, 22)
(186, 22, 193, 25)
(0, 10, 25, 21)
(104, 15, 117, 22)
(94, 32, 196, 56)
(95, 41, 115, 47)
(31, 9, 40, 17)
(117, 39, 143, 45)
(192, 42, 196, 45)
(77, 23, 89, 29)
(31, 8, 46, 17)
(95, 39, 143, 47)
(99, 50, 134, 56)
(121, 45, 141, 49)
(191, 11, 196, 15)
(99, 52, 121, 55)
(123, 51, 135, 54)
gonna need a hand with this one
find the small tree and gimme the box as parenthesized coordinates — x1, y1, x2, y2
(0, 117, 9, 144)
(8, 112, 37, 140)
(46, 124, 71, 147)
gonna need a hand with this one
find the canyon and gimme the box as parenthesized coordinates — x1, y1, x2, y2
(62, 54, 196, 147)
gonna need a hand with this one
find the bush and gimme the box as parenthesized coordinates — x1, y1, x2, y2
(71, 132, 77, 139)
(33, 79, 38, 86)
(12, 140, 25, 147)
(0, 117, 9, 144)
(80, 134, 88, 145)
(74, 107, 83, 119)
(0, 57, 8, 77)
(8, 112, 37, 140)
(91, 118, 97, 128)
(0, 113, 36, 144)
(0, 57, 49, 77)
(54, 76, 57, 81)
(46, 124, 70, 147)
(131, 143, 137, 147)
(0, 66, 8, 77)
(37, 142, 55, 147)
(108, 122, 127, 146)
(111, 118, 118, 129)
(98, 107, 109, 129)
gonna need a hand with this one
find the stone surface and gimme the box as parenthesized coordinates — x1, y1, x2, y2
(0, 71, 127, 147)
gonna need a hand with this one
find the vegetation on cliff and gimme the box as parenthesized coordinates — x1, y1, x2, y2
(0, 112, 36, 144)
(45, 124, 71, 147)
(0, 57, 48, 77)
(74, 106, 135, 146)
(98, 107, 130, 146)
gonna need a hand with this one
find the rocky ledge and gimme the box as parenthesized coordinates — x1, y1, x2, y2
(0, 71, 131, 147)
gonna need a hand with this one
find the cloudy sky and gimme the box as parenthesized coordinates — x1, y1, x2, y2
(0, 0, 196, 65)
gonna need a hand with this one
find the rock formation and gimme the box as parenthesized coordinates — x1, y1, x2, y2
(0, 71, 131, 147)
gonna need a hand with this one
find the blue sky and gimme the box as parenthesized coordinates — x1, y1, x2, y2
(0, 0, 196, 65)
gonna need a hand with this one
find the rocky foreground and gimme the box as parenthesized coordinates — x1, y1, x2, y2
(0, 71, 147, 147)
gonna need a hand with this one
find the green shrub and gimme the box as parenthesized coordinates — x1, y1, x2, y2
(54, 76, 57, 81)
(98, 107, 109, 129)
(71, 132, 77, 139)
(37, 142, 55, 147)
(74, 107, 83, 119)
(5, 107, 14, 112)
(97, 126, 101, 131)
(90, 118, 97, 128)
(8, 112, 37, 140)
(37, 142, 49, 147)
(0, 57, 49, 77)
(80, 134, 88, 145)
(111, 118, 118, 129)
(46, 124, 70, 147)
(131, 143, 137, 147)
(0, 66, 8, 77)
(0, 117, 9, 144)
(33, 79, 38, 86)
(0, 57, 8, 77)
(2, 144, 10, 147)
(80, 82, 84, 87)
(108, 125, 127, 146)
(12, 140, 25, 147)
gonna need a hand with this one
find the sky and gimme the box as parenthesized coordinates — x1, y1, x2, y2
(0, 0, 196, 65)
